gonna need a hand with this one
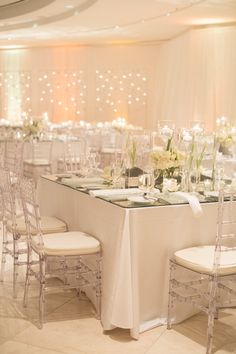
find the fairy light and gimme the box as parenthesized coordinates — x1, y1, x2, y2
(94, 69, 148, 118)
(0, 68, 147, 122)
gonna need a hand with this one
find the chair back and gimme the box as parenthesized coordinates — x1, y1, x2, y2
(20, 177, 44, 249)
(31, 140, 53, 162)
(0, 169, 17, 232)
(62, 139, 87, 172)
(4, 140, 24, 177)
(214, 189, 236, 275)
(0, 141, 5, 167)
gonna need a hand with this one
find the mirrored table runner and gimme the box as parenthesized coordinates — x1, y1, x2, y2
(42, 174, 221, 208)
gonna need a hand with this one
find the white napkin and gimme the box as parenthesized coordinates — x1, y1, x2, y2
(89, 188, 141, 197)
(61, 177, 104, 188)
(173, 192, 203, 217)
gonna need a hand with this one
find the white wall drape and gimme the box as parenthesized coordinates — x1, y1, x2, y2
(153, 25, 236, 131)
(0, 25, 235, 130)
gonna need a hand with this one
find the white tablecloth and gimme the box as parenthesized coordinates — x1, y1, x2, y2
(38, 176, 217, 338)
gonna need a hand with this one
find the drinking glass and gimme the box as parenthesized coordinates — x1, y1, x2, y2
(111, 159, 125, 187)
(79, 154, 90, 176)
(138, 172, 155, 197)
(89, 152, 101, 171)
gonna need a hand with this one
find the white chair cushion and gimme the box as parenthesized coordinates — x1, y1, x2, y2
(8, 216, 67, 235)
(58, 157, 81, 163)
(32, 231, 101, 256)
(24, 159, 51, 166)
(174, 245, 236, 276)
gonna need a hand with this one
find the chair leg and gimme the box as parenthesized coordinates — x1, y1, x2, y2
(23, 246, 31, 308)
(214, 308, 219, 320)
(13, 240, 19, 299)
(95, 254, 102, 320)
(0, 252, 6, 282)
(0, 223, 7, 282)
(39, 258, 46, 329)
(206, 311, 215, 354)
(206, 277, 218, 354)
(76, 256, 82, 299)
(167, 261, 175, 330)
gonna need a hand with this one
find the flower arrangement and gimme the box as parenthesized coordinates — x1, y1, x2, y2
(150, 138, 185, 177)
(216, 131, 236, 147)
(150, 149, 183, 170)
(216, 116, 236, 148)
(22, 117, 44, 140)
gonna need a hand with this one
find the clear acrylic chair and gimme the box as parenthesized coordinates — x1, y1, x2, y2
(4, 140, 24, 183)
(20, 177, 102, 328)
(0, 168, 26, 298)
(0, 169, 68, 298)
(167, 189, 236, 354)
(0, 141, 5, 167)
(23, 140, 53, 183)
(57, 138, 87, 173)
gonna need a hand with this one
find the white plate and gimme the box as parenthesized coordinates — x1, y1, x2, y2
(128, 196, 152, 204)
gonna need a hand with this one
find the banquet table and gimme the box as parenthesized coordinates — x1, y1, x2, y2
(38, 175, 218, 339)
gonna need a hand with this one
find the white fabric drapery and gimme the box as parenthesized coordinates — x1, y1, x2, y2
(153, 25, 236, 130)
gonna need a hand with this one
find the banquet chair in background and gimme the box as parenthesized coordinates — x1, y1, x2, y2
(0, 169, 68, 298)
(20, 177, 102, 328)
(167, 189, 236, 354)
(0, 140, 5, 167)
(23, 140, 53, 184)
(0, 168, 27, 298)
(57, 138, 87, 173)
(4, 140, 24, 183)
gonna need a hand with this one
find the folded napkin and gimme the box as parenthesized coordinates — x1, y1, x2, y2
(61, 177, 104, 188)
(173, 192, 203, 217)
(89, 188, 141, 197)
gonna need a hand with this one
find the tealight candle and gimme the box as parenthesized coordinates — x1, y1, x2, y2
(183, 132, 192, 142)
(191, 124, 203, 134)
(160, 125, 173, 136)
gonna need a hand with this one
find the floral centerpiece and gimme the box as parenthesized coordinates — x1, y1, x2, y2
(150, 138, 185, 185)
(22, 116, 44, 141)
(216, 116, 236, 152)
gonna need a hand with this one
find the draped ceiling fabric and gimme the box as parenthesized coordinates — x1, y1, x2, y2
(0, 25, 235, 130)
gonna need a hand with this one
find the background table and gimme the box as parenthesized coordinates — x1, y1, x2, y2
(38, 176, 217, 338)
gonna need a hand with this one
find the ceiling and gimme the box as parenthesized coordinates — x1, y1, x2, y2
(0, 0, 235, 47)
